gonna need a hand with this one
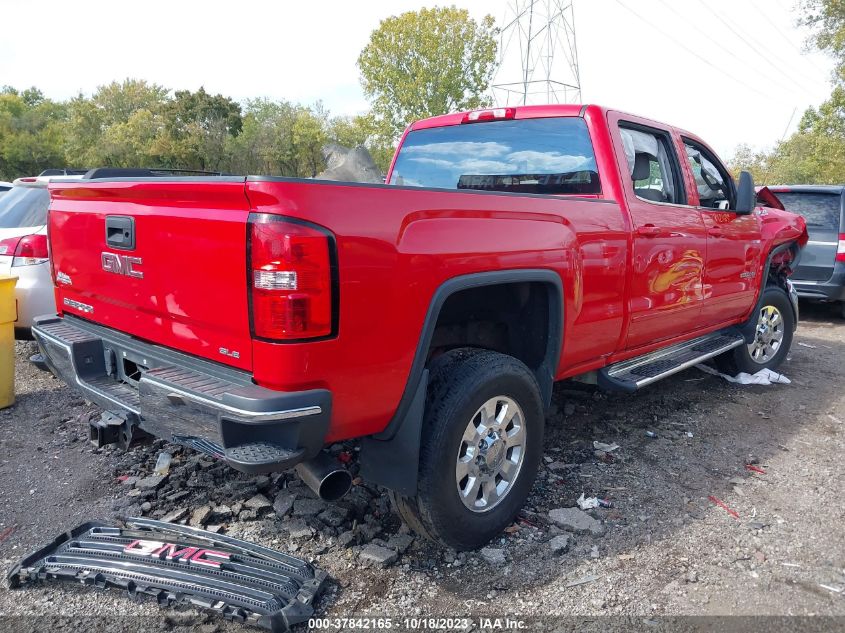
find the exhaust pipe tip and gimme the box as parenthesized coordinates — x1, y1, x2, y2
(295, 452, 353, 501)
(315, 468, 353, 502)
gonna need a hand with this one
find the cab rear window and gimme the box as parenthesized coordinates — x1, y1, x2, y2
(776, 192, 841, 230)
(389, 117, 600, 195)
(0, 186, 50, 228)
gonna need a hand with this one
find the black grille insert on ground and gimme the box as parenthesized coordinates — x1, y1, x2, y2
(7, 518, 327, 632)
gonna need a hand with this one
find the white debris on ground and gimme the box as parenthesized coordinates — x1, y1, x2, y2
(576, 493, 610, 510)
(592, 441, 620, 452)
(695, 364, 791, 385)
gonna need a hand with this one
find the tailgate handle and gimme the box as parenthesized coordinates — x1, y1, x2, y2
(105, 216, 135, 250)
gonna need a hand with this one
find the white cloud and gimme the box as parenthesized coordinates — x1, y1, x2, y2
(402, 141, 511, 158)
(505, 150, 591, 173)
(405, 153, 592, 178)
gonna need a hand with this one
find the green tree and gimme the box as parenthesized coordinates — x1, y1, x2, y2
(291, 103, 329, 177)
(0, 88, 68, 179)
(89, 79, 168, 126)
(64, 79, 169, 168)
(727, 143, 768, 182)
(158, 87, 243, 170)
(225, 98, 278, 175)
(357, 6, 498, 143)
(0, 81, 400, 179)
(95, 109, 166, 168)
(801, 0, 845, 81)
(227, 99, 329, 177)
(327, 114, 375, 148)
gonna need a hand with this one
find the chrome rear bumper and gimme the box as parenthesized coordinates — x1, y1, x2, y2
(32, 315, 331, 473)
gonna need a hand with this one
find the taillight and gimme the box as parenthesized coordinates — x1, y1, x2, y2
(461, 107, 516, 123)
(0, 234, 48, 266)
(248, 214, 335, 341)
(837, 233, 845, 263)
(0, 237, 18, 257)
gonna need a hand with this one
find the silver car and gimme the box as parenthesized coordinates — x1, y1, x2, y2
(768, 185, 845, 318)
(0, 176, 81, 336)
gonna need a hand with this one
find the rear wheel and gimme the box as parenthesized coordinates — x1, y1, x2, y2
(716, 286, 794, 375)
(390, 348, 544, 550)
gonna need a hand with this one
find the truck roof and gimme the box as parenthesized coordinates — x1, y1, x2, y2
(410, 104, 586, 130)
(409, 104, 697, 138)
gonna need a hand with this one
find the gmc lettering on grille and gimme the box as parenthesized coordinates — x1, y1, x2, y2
(122, 539, 231, 568)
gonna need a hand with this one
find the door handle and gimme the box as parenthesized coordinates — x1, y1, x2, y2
(105, 215, 136, 250)
(636, 224, 661, 237)
(707, 227, 723, 237)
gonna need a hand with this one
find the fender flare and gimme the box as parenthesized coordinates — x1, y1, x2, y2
(740, 241, 801, 342)
(360, 269, 564, 496)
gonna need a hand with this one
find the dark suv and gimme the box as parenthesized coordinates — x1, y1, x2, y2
(768, 186, 845, 318)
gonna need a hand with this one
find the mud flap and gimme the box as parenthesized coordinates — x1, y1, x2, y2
(7, 518, 327, 632)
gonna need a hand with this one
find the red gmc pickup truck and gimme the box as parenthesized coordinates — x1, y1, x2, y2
(33, 104, 807, 550)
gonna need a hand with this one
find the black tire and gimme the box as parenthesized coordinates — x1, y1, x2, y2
(390, 348, 544, 550)
(839, 301, 845, 320)
(716, 286, 794, 375)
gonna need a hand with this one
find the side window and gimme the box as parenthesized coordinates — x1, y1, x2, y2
(683, 141, 733, 210)
(620, 125, 684, 205)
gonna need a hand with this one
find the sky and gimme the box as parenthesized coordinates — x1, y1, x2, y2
(0, 0, 835, 158)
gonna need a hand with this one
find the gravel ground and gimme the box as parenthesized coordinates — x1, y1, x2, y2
(0, 303, 843, 631)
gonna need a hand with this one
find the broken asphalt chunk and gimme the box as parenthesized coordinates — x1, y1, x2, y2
(359, 543, 398, 567)
(135, 474, 166, 490)
(548, 507, 605, 536)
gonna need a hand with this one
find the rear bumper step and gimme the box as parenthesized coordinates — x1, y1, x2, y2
(32, 315, 331, 473)
(8, 518, 327, 632)
(599, 330, 744, 392)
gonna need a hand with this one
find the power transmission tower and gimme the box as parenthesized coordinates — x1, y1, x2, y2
(492, 0, 581, 106)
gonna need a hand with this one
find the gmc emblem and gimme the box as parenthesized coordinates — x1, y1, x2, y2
(102, 252, 143, 279)
(123, 539, 231, 568)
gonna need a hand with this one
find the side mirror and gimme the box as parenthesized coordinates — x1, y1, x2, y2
(735, 171, 755, 214)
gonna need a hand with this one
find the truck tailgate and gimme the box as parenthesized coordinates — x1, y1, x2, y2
(48, 178, 253, 370)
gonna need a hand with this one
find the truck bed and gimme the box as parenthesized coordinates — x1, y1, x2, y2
(48, 175, 628, 441)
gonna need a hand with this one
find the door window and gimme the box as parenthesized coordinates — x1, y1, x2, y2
(620, 126, 683, 204)
(683, 141, 733, 210)
(774, 192, 841, 230)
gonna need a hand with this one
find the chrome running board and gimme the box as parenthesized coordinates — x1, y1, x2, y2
(598, 330, 744, 392)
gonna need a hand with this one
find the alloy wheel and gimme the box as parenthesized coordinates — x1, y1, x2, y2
(747, 304, 785, 364)
(455, 396, 526, 513)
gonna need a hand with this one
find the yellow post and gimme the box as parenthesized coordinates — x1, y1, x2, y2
(0, 275, 17, 409)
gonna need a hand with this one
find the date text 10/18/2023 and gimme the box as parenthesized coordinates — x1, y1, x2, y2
(307, 617, 527, 630)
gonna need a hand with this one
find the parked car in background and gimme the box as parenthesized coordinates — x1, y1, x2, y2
(37, 169, 89, 177)
(766, 185, 845, 318)
(0, 174, 85, 336)
(0, 182, 13, 196)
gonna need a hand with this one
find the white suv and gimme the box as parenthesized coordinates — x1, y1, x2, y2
(0, 174, 83, 335)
